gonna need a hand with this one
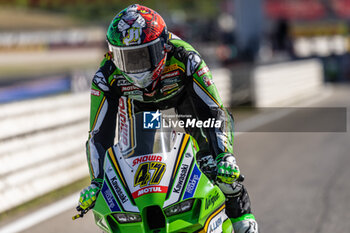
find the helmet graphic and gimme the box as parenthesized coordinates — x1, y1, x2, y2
(107, 4, 168, 88)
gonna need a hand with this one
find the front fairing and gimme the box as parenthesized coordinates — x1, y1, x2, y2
(92, 111, 230, 233)
(108, 119, 198, 211)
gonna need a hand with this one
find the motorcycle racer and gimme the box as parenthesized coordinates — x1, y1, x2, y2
(79, 4, 258, 233)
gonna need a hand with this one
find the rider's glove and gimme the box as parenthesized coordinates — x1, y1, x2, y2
(198, 154, 217, 175)
(216, 153, 240, 184)
(78, 179, 102, 210)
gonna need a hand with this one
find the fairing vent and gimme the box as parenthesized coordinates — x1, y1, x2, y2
(146, 205, 166, 231)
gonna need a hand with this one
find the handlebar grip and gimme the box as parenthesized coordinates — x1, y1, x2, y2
(237, 174, 245, 182)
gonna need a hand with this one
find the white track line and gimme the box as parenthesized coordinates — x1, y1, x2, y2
(0, 193, 79, 233)
(0, 88, 333, 233)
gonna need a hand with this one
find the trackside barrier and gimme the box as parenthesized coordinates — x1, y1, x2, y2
(0, 61, 323, 213)
(252, 59, 324, 107)
(0, 92, 90, 213)
(211, 68, 232, 107)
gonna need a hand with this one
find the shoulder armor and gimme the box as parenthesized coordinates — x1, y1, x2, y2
(168, 40, 202, 76)
(186, 52, 202, 76)
(92, 58, 116, 92)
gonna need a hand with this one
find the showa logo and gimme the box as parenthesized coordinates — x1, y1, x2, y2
(143, 110, 162, 129)
(143, 111, 222, 129)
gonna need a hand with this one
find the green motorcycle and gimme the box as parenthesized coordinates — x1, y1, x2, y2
(75, 112, 234, 233)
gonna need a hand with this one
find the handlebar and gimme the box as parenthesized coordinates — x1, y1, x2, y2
(237, 174, 245, 182)
(72, 204, 94, 220)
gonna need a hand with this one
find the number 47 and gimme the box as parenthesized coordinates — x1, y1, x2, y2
(134, 162, 166, 187)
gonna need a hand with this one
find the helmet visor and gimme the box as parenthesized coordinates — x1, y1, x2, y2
(109, 38, 165, 74)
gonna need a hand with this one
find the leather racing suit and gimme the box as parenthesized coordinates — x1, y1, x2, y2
(86, 34, 254, 225)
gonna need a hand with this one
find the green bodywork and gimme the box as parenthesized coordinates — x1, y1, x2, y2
(92, 135, 233, 233)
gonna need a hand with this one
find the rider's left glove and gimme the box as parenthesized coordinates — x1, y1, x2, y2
(79, 179, 102, 210)
(216, 153, 240, 184)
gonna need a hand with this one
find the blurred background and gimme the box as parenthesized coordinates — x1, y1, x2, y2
(0, 0, 350, 233)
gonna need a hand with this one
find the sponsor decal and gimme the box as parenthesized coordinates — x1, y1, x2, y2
(173, 164, 189, 194)
(208, 216, 222, 233)
(124, 90, 143, 96)
(183, 165, 201, 199)
(143, 110, 161, 129)
(196, 66, 210, 77)
(132, 185, 168, 198)
(91, 89, 101, 97)
(205, 191, 220, 209)
(101, 182, 120, 212)
(122, 85, 139, 92)
(164, 85, 183, 96)
(163, 88, 180, 96)
(144, 90, 156, 97)
(163, 64, 180, 73)
(128, 95, 143, 101)
(118, 98, 130, 151)
(117, 78, 132, 86)
(202, 75, 214, 87)
(162, 77, 180, 85)
(110, 177, 128, 204)
(132, 155, 162, 166)
(161, 70, 180, 80)
(161, 83, 178, 93)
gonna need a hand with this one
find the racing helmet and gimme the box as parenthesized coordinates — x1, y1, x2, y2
(106, 4, 168, 88)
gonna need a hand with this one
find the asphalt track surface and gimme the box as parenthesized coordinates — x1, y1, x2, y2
(18, 85, 350, 233)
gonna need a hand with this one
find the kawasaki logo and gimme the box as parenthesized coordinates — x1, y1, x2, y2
(110, 177, 128, 204)
(173, 164, 189, 194)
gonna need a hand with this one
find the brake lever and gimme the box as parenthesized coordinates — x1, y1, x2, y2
(72, 204, 94, 220)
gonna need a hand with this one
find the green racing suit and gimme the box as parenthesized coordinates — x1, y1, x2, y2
(86, 34, 254, 222)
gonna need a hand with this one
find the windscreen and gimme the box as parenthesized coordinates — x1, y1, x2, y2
(117, 112, 177, 159)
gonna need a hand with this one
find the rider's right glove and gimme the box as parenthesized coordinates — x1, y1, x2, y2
(216, 153, 240, 184)
(78, 179, 102, 210)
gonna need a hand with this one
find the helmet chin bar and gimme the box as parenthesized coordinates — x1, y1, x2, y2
(121, 53, 167, 89)
(123, 71, 153, 88)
